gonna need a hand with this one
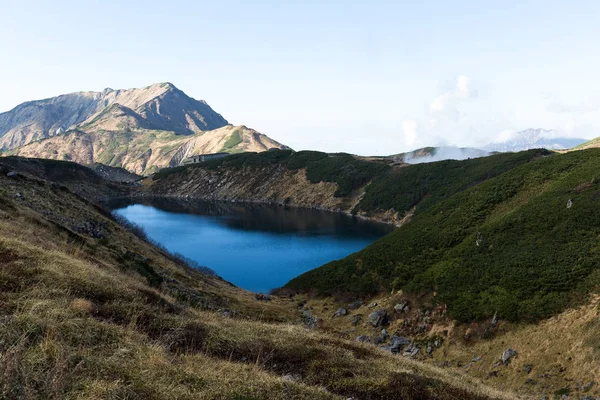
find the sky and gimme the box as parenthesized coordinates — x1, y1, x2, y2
(1, 0, 600, 155)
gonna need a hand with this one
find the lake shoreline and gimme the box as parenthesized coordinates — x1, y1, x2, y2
(113, 193, 401, 228)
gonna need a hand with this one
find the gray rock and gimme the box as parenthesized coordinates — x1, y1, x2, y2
(501, 348, 517, 363)
(367, 302, 378, 308)
(7, 171, 17, 177)
(380, 329, 389, 338)
(348, 301, 363, 310)
(333, 308, 347, 318)
(356, 335, 370, 343)
(472, 356, 482, 362)
(524, 364, 532, 374)
(402, 342, 420, 358)
(368, 309, 387, 327)
(426, 343, 433, 355)
(302, 310, 321, 329)
(389, 335, 411, 354)
(394, 302, 409, 313)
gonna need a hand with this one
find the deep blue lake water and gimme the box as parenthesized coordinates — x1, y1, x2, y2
(111, 198, 392, 293)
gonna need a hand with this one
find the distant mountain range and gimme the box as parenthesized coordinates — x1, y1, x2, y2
(387, 129, 589, 165)
(484, 128, 587, 152)
(0, 83, 287, 174)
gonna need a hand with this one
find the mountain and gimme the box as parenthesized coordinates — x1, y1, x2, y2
(485, 128, 586, 152)
(0, 82, 228, 150)
(0, 83, 288, 174)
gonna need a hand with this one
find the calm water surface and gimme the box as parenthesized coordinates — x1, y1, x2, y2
(111, 198, 392, 293)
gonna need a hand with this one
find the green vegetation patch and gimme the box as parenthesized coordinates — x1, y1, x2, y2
(222, 129, 243, 150)
(357, 149, 550, 216)
(287, 149, 600, 323)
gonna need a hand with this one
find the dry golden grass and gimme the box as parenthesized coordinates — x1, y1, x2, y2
(305, 287, 600, 399)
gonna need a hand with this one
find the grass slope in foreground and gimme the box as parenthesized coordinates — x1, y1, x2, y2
(287, 148, 600, 323)
(0, 157, 513, 399)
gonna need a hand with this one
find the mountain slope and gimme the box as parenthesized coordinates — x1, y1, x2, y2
(286, 148, 600, 323)
(0, 83, 228, 150)
(0, 156, 513, 400)
(12, 125, 285, 175)
(485, 128, 586, 152)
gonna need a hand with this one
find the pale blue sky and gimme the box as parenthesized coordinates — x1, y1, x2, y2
(1, 0, 600, 154)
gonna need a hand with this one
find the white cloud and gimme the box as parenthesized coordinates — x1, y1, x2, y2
(429, 93, 451, 113)
(428, 75, 475, 120)
(456, 75, 471, 98)
(401, 119, 418, 147)
(493, 129, 516, 143)
(546, 93, 600, 114)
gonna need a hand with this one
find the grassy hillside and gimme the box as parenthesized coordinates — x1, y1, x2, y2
(287, 148, 600, 323)
(152, 149, 548, 221)
(0, 156, 513, 399)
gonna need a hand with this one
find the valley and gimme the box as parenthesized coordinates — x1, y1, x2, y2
(2, 84, 600, 399)
(0, 155, 518, 400)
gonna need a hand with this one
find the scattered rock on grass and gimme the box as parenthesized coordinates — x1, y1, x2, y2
(394, 301, 409, 313)
(333, 308, 347, 318)
(348, 301, 363, 310)
(368, 309, 387, 327)
(501, 348, 517, 364)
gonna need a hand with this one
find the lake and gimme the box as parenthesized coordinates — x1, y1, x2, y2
(111, 198, 393, 293)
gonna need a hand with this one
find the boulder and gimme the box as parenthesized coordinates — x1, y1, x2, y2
(368, 309, 387, 327)
(403, 342, 420, 358)
(348, 301, 363, 310)
(394, 301, 409, 313)
(333, 308, 347, 318)
(426, 343, 433, 355)
(367, 302, 378, 308)
(255, 293, 271, 301)
(7, 171, 17, 177)
(389, 335, 411, 354)
(501, 348, 517, 363)
(356, 335, 370, 343)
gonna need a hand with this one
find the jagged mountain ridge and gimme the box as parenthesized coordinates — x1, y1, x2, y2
(485, 128, 586, 152)
(0, 82, 229, 150)
(2, 83, 288, 174)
